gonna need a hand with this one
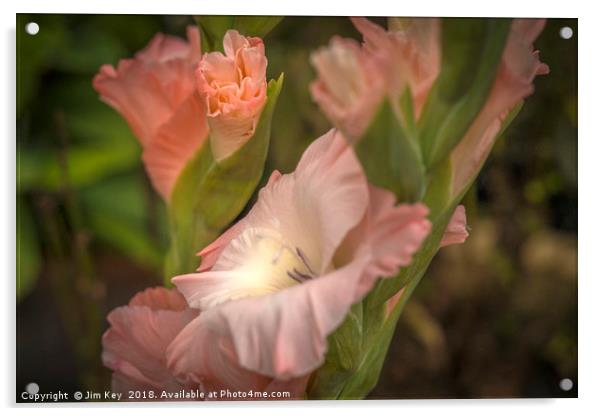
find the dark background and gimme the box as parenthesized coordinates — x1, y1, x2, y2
(16, 15, 577, 400)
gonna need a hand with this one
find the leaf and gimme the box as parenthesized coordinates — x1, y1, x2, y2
(79, 174, 166, 270)
(18, 76, 141, 192)
(307, 302, 366, 399)
(354, 94, 425, 203)
(332, 206, 455, 399)
(17, 199, 41, 301)
(165, 74, 284, 281)
(418, 18, 511, 169)
(194, 15, 283, 52)
(17, 14, 69, 117)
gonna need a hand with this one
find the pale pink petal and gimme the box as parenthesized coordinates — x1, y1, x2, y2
(166, 315, 309, 398)
(93, 26, 206, 200)
(102, 287, 198, 394)
(440, 205, 469, 248)
(169, 252, 371, 379)
(197, 52, 239, 88)
(196, 170, 283, 272)
(141, 92, 209, 199)
(196, 30, 268, 161)
(243, 129, 369, 272)
(336, 185, 431, 299)
(309, 37, 385, 140)
(93, 26, 200, 147)
(351, 17, 441, 118)
(450, 19, 548, 197)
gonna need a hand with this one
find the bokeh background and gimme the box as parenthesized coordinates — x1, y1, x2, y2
(16, 14, 577, 400)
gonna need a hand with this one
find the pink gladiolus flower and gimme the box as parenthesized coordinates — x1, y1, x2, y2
(309, 37, 386, 140)
(309, 18, 440, 140)
(450, 19, 549, 197)
(93, 26, 208, 200)
(102, 287, 199, 396)
(196, 30, 268, 161)
(350, 17, 440, 118)
(167, 129, 431, 380)
(103, 287, 309, 400)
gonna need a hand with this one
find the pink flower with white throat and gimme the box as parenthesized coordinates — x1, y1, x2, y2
(196, 30, 268, 161)
(167, 129, 431, 381)
(93, 26, 208, 200)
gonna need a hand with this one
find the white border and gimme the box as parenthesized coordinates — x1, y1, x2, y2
(3, 0, 598, 415)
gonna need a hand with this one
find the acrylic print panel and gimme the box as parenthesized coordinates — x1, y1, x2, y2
(16, 14, 577, 402)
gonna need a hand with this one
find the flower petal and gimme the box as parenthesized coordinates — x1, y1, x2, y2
(141, 92, 209, 199)
(440, 205, 469, 248)
(102, 287, 198, 393)
(93, 26, 200, 147)
(450, 19, 548, 197)
(170, 252, 371, 379)
(166, 315, 310, 397)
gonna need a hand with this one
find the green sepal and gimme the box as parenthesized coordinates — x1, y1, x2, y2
(354, 93, 425, 203)
(194, 15, 284, 53)
(307, 297, 388, 399)
(419, 18, 511, 170)
(164, 74, 284, 283)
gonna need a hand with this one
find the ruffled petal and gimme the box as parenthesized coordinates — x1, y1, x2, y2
(336, 185, 431, 299)
(166, 315, 310, 398)
(141, 92, 209, 199)
(450, 19, 548, 197)
(170, 252, 371, 379)
(102, 287, 198, 394)
(93, 26, 200, 147)
(196, 30, 268, 161)
(309, 37, 385, 140)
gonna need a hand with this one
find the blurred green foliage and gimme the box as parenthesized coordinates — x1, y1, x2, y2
(17, 14, 173, 299)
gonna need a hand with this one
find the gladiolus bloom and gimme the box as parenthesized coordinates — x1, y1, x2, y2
(102, 287, 199, 396)
(167, 129, 431, 380)
(196, 30, 268, 161)
(93, 26, 208, 200)
(350, 17, 440, 117)
(309, 37, 386, 140)
(309, 18, 440, 140)
(103, 287, 309, 400)
(449, 19, 549, 197)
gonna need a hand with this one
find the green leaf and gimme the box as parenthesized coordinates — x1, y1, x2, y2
(17, 14, 68, 117)
(354, 94, 425, 203)
(80, 174, 166, 271)
(18, 88, 141, 192)
(165, 74, 284, 281)
(309, 294, 394, 399)
(419, 18, 511, 169)
(194, 15, 283, 52)
(318, 204, 457, 399)
(17, 199, 41, 301)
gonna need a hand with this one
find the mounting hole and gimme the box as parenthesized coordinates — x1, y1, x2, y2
(25, 22, 39, 36)
(559, 378, 574, 391)
(559, 26, 573, 40)
(25, 382, 39, 394)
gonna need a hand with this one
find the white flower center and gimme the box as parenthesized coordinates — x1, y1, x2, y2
(206, 227, 317, 307)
